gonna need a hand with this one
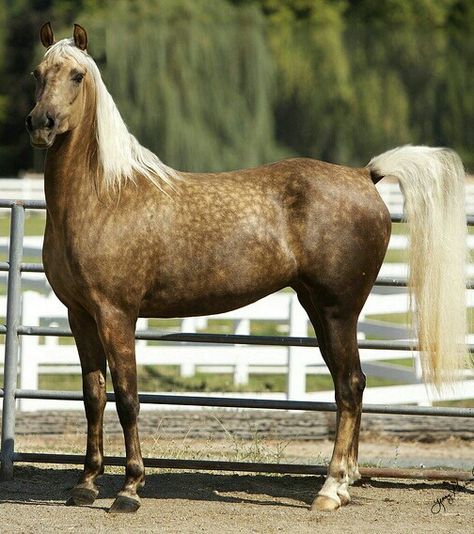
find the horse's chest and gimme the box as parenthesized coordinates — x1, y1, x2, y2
(42, 230, 91, 308)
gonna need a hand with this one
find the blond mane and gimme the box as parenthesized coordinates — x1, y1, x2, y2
(44, 39, 178, 192)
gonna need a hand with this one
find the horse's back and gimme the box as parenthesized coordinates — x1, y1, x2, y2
(176, 157, 391, 313)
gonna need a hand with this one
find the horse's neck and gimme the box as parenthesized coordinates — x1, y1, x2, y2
(44, 114, 99, 223)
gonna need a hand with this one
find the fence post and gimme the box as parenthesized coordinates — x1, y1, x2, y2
(180, 317, 197, 377)
(1, 203, 25, 480)
(287, 294, 308, 400)
(233, 319, 250, 385)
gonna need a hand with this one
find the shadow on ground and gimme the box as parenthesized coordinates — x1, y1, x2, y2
(2, 465, 472, 511)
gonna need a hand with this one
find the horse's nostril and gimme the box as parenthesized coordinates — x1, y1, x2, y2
(45, 113, 55, 129)
(25, 113, 55, 131)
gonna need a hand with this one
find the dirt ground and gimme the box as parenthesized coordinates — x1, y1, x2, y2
(1, 437, 473, 534)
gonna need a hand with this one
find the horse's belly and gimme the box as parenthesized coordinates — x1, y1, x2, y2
(139, 288, 283, 318)
(139, 251, 295, 318)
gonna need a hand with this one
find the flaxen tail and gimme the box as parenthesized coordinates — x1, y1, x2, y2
(367, 145, 469, 389)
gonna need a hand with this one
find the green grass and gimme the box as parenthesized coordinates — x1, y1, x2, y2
(0, 212, 45, 238)
(34, 367, 405, 394)
(383, 248, 407, 263)
(434, 398, 474, 408)
(0, 215, 9, 236)
(390, 222, 408, 234)
(366, 311, 411, 325)
(394, 221, 474, 235)
(380, 357, 413, 367)
(367, 308, 474, 334)
(0, 212, 45, 262)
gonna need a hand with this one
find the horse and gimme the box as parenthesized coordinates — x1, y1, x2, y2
(26, 22, 469, 513)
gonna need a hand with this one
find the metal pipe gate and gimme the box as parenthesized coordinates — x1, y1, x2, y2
(1, 199, 473, 482)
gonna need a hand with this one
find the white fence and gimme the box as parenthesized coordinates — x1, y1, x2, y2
(375, 180, 474, 214)
(0, 178, 44, 202)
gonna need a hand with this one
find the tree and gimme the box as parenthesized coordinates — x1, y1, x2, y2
(0, 0, 102, 175)
(346, 0, 454, 162)
(0, 3, 7, 125)
(263, 0, 353, 163)
(0, 0, 472, 175)
(436, 0, 474, 168)
(81, 0, 283, 172)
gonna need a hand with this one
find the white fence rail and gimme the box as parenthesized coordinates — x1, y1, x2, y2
(375, 180, 474, 214)
(0, 178, 44, 201)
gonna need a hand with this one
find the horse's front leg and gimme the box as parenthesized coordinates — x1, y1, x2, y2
(96, 307, 144, 513)
(66, 309, 107, 506)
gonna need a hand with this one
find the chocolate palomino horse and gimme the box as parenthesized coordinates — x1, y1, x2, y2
(26, 23, 469, 513)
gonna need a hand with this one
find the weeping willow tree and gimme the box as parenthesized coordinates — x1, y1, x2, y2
(264, 0, 353, 163)
(1, 0, 472, 176)
(345, 25, 412, 163)
(82, 0, 282, 172)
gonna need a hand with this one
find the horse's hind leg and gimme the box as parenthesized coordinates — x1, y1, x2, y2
(296, 288, 365, 511)
(66, 308, 107, 506)
(315, 312, 364, 510)
(95, 306, 144, 513)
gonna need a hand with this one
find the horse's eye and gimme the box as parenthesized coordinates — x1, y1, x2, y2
(31, 69, 40, 79)
(72, 73, 84, 83)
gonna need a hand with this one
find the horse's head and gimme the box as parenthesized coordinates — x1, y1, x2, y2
(26, 22, 90, 149)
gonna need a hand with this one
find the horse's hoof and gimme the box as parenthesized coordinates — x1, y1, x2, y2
(338, 492, 351, 506)
(109, 494, 141, 514)
(66, 486, 98, 506)
(349, 470, 361, 485)
(311, 495, 340, 512)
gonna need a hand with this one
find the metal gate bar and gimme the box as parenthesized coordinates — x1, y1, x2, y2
(12, 452, 474, 482)
(2, 389, 473, 418)
(0, 203, 24, 480)
(2, 325, 474, 353)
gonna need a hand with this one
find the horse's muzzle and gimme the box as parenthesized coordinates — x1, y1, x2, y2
(26, 111, 57, 149)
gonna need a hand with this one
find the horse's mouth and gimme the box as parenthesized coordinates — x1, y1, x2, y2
(29, 128, 56, 149)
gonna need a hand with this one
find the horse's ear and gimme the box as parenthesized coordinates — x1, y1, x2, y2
(73, 23, 88, 51)
(40, 22, 55, 48)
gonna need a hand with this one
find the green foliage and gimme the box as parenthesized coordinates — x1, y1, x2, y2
(82, 0, 283, 172)
(436, 0, 474, 165)
(0, 4, 6, 125)
(265, 0, 353, 162)
(0, 0, 473, 175)
(346, 0, 451, 162)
